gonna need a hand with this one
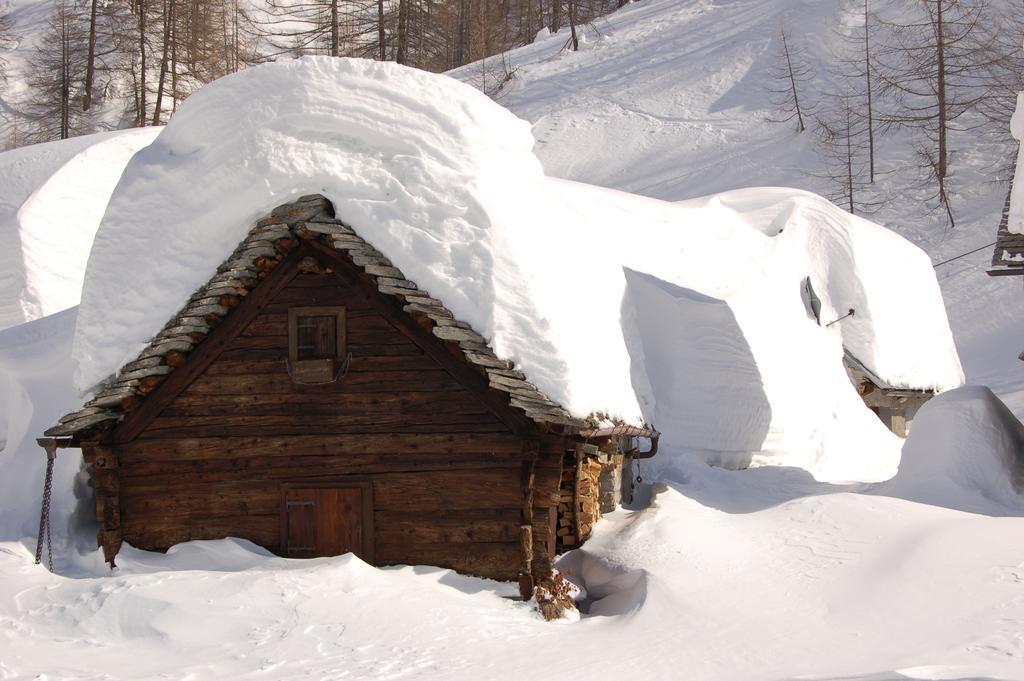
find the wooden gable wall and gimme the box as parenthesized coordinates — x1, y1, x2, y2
(110, 250, 565, 580)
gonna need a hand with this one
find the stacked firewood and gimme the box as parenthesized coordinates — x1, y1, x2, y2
(556, 457, 603, 552)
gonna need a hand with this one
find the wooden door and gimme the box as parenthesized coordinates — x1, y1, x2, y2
(282, 483, 374, 561)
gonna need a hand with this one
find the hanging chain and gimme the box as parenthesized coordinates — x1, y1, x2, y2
(35, 444, 56, 572)
(635, 459, 643, 484)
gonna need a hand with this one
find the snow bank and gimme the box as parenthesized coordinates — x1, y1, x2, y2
(74, 58, 960, 481)
(0, 307, 90, 545)
(0, 129, 159, 331)
(876, 385, 1024, 514)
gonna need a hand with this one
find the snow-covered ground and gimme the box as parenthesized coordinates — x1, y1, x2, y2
(0, 0, 1023, 679)
(3, 443, 1024, 681)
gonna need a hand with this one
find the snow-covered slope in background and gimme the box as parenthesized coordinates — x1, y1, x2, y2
(0, 128, 160, 330)
(454, 0, 834, 199)
(70, 57, 959, 479)
(451, 0, 1024, 417)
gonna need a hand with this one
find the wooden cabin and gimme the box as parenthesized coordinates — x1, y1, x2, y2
(844, 351, 932, 437)
(804, 276, 935, 436)
(989, 162, 1024, 361)
(990, 150, 1024, 278)
(43, 194, 657, 597)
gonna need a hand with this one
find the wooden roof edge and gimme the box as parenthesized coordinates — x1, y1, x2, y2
(843, 349, 937, 396)
(579, 424, 660, 440)
(987, 265, 1024, 277)
(49, 194, 585, 439)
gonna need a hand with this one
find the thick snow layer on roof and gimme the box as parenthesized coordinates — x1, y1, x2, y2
(74, 58, 961, 477)
(533, 182, 959, 479)
(74, 57, 546, 392)
(0, 128, 160, 331)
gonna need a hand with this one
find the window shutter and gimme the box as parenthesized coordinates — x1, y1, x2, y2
(287, 307, 346, 383)
(296, 315, 336, 360)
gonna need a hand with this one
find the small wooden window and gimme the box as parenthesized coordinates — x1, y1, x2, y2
(288, 307, 346, 384)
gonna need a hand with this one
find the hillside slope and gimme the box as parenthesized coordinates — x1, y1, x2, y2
(450, 0, 1024, 415)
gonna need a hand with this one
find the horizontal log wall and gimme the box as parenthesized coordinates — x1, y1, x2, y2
(135, 271, 512, 438)
(117, 454, 563, 579)
(117, 269, 567, 580)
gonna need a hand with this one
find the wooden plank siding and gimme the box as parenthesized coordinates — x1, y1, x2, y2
(114, 267, 568, 580)
(136, 273, 510, 437)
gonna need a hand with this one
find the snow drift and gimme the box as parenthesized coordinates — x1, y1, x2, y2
(0, 307, 90, 544)
(73, 57, 961, 479)
(877, 385, 1024, 514)
(0, 129, 160, 331)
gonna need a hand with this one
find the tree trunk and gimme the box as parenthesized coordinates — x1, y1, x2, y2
(845, 106, 854, 213)
(83, 0, 98, 111)
(138, 0, 147, 125)
(782, 28, 804, 132)
(396, 0, 408, 64)
(377, 0, 385, 60)
(455, 0, 468, 65)
(170, 4, 177, 114)
(232, 0, 239, 72)
(936, 0, 947, 179)
(864, 0, 874, 182)
(152, 0, 172, 125)
(60, 10, 70, 138)
(330, 0, 338, 56)
(567, 0, 577, 50)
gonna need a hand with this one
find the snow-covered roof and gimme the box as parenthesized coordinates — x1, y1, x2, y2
(993, 143, 1024, 271)
(61, 57, 962, 473)
(996, 92, 1024, 271)
(0, 128, 160, 331)
(49, 194, 583, 437)
(1007, 94, 1024, 237)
